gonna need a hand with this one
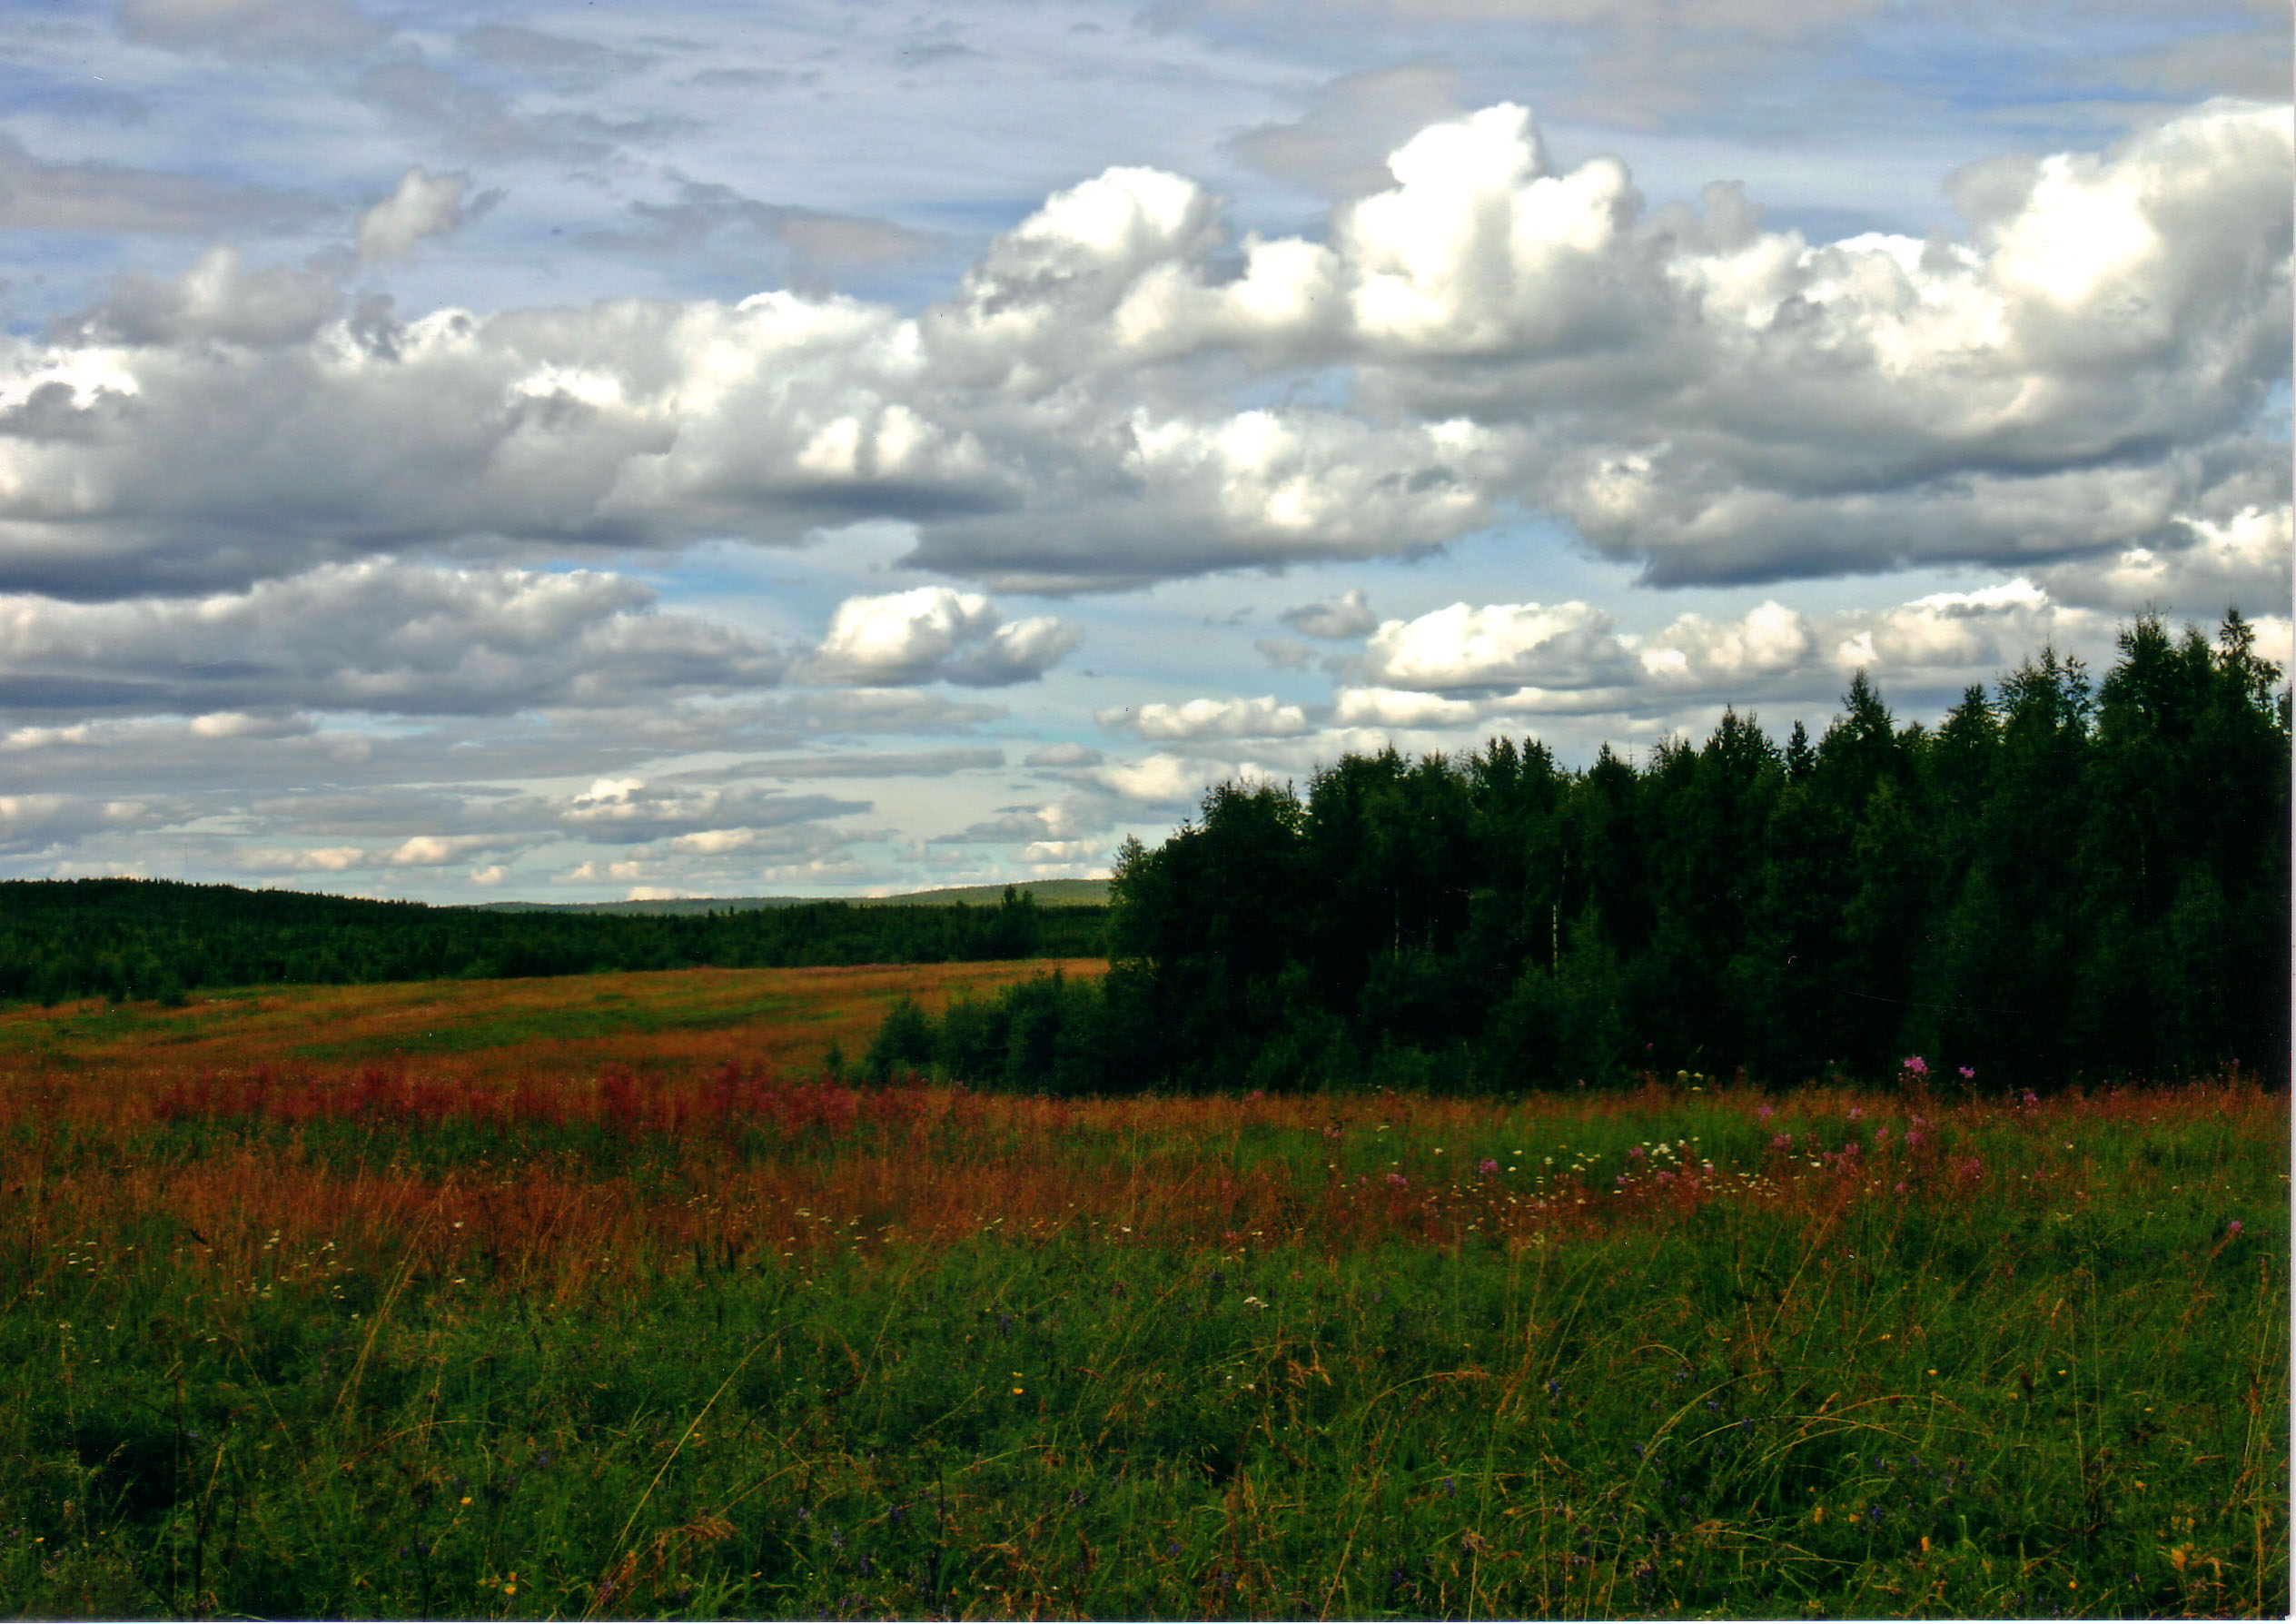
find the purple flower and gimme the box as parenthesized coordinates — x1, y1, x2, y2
(1479, 1157, 1499, 1175)
(1894, 1180, 1907, 1193)
(1904, 1129, 1923, 1148)
(2021, 1089, 2038, 1107)
(1960, 1066, 1977, 1080)
(1386, 1172, 1408, 1188)
(1757, 1104, 1776, 1122)
(1628, 1144, 1648, 1160)
(1770, 1133, 1792, 1150)
(1657, 1170, 1677, 1184)
(2228, 1219, 2244, 1238)
(1902, 1055, 1929, 1076)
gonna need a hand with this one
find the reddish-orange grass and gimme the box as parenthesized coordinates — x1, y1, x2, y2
(11, 971, 2276, 1321)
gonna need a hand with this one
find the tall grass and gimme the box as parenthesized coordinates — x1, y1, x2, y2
(2, 1048, 2283, 1619)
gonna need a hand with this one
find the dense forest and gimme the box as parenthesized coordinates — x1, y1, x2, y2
(868, 614, 2291, 1093)
(0, 882, 1103, 1005)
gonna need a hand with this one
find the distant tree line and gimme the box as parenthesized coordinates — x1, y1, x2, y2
(0, 882, 1103, 1005)
(867, 615, 2290, 1093)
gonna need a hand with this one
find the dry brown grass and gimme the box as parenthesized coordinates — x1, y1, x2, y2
(0, 957, 1103, 1085)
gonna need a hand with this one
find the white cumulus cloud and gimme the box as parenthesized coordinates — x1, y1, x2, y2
(806, 587, 1079, 686)
(1099, 695, 1312, 740)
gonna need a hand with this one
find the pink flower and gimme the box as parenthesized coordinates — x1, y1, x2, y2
(1959, 1066, 1976, 1080)
(1894, 1180, 1907, 1194)
(1848, 1106, 1864, 1122)
(1770, 1133, 1793, 1150)
(1757, 1104, 1776, 1122)
(2020, 1089, 2038, 1107)
(1904, 1129, 1922, 1148)
(1479, 1157, 1499, 1175)
(1386, 1172, 1408, 1188)
(2229, 1219, 2244, 1238)
(1902, 1055, 1929, 1076)
(1628, 1144, 1648, 1161)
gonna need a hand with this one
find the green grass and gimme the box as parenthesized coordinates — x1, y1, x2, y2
(285, 995, 823, 1061)
(3, 1083, 2284, 1619)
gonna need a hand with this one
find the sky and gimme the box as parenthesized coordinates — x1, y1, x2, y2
(0, 0, 2288, 903)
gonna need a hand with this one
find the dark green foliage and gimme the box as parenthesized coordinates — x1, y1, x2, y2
(0, 881, 1104, 1003)
(880, 616, 2287, 1092)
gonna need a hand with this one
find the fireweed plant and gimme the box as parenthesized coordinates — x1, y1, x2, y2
(1, 1047, 2282, 1620)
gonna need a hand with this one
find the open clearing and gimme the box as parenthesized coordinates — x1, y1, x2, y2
(1, 968, 2284, 1619)
(0, 959, 1103, 1081)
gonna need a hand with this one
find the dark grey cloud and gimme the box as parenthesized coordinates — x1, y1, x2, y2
(117, 0, 385, 60)
(457, 24, 654, 79)
(0, 789, 196, 856)
(1228, 63, 1466, 199)
(0, 560, 791, 718)
(66, 247, 341, 346)
(0, 134, 330, 235)
(681, 748, 1007, 781)
(1281, 587, 1377, 639)
(555, 777, 868, 844)
(579, 179, 941, 282)
(356, 55, 687, 163)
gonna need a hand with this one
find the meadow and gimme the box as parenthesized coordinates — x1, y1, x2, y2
(1, 966, 2285, 1619)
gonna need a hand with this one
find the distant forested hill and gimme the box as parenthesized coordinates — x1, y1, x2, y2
(0, 881, 1103, 1005)
(474, 878, 1110, 915)
(866, 615, 2291, 1093)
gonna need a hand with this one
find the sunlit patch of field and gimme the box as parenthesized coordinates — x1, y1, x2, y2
(0, 978, 2282, 1619)
(0, 958, 1103, 1083)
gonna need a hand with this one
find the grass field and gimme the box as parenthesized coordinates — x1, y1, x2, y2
(1, 965, 2285, 1619)
(0, 959, 1102, 1081)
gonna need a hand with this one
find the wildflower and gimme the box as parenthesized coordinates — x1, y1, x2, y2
(1848, 1106, 1864, 1122)
(1769, 1133, 1792, 1150)
(2228, 1219, 2243, 1238)
(1386, 1172, 1408, 1188)
(1479, 1157, 1499, 1175)
(1757, 1104, 1776, 1122)
(1902, 1055, 1929, 1076)
(2020, 1087, 2037, 1105)
(1628, 1144, 1648, 1161)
